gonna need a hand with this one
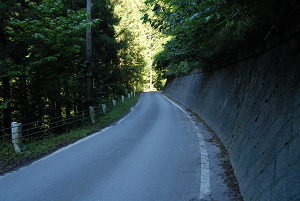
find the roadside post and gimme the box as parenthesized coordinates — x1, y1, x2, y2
(89, 106, 95, 124)
(11, 122, 22, 153)
(102, 104, 106, 113)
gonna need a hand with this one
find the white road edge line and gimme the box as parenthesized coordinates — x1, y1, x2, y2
(117, 96, 141, 125)
(34, 99, 141, 164)
(1, 99, 142, 177)
(162, 94, 210, 199)
(28, 126, 113, 166)
(0, 126, 113, 178)
(117, 108, 132, 124)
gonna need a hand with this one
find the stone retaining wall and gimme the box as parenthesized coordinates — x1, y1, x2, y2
(164, 23, 300, 200)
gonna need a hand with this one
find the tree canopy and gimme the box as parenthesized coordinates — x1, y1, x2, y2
(141, 0, 300, 76)
(0, 0, 166, 134)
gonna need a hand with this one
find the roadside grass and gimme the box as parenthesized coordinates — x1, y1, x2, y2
(0, 94, 140, 175)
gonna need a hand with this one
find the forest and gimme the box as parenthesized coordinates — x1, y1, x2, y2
(1, 0, 299, 137)
(0, 0, 167, 136)
(141, 0, 299, 76)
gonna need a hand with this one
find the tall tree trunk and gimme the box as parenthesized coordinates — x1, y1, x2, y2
(2, 77, 11, 132)
(55, 98, 62, 134)
(65, 86, 71, 129)
(50, 98, 56, 131)
(86, 0, 93, 107)
(19, 74, 28, 124)
(64, 81, 71, 117)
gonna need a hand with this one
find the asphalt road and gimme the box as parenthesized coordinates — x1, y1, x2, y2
(0, 92, 231, 201)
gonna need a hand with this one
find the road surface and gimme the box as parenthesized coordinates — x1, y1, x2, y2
(0, 92, 232, 201)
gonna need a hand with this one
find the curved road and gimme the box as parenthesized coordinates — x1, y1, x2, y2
(0, 92, 230, 201)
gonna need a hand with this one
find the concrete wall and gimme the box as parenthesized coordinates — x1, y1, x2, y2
(164, 24, 300, 200)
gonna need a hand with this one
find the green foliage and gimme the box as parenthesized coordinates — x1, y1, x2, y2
(142, 0, 299, 75)
(9, 0, 99, 68)
(0, 0, 166, 133)
(0, 99, 11, 119)
(0, 99, 11, 109)
(112, 0, 170, 91)
(0, 0, 102, 131)
(90, 0, 125, 98)
(169, 61, 191, 75)
(113, 0, 149, 90)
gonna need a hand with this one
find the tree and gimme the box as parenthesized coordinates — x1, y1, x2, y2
(0, 0, 29, 130)
(141, 0, 299, 76)
(86, 0, 93, 106)
(112, 0, 169, 91)
(1, 0, 99, 134)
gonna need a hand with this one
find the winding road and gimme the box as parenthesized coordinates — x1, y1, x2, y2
(0, 92, 232, 201)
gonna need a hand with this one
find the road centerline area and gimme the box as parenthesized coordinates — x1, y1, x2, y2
(0, 92, 233, 201)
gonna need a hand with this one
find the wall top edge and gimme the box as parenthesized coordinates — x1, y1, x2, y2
(172, 20, 300, 78)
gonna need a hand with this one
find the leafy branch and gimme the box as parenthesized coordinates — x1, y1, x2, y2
(142, 0, 298, 76)
(7, 0, 100, 69)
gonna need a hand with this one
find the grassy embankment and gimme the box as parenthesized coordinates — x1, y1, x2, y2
(0, 94, 140, 175)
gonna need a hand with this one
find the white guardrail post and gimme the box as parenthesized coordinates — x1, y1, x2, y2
(121, 95, 124, 102)
(128, 93, 130, 99)
(102, 104, 106, 113)
(112, 100, 116, 107)
(89, 106, 95, 124)
(11, 122, 22, 153)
